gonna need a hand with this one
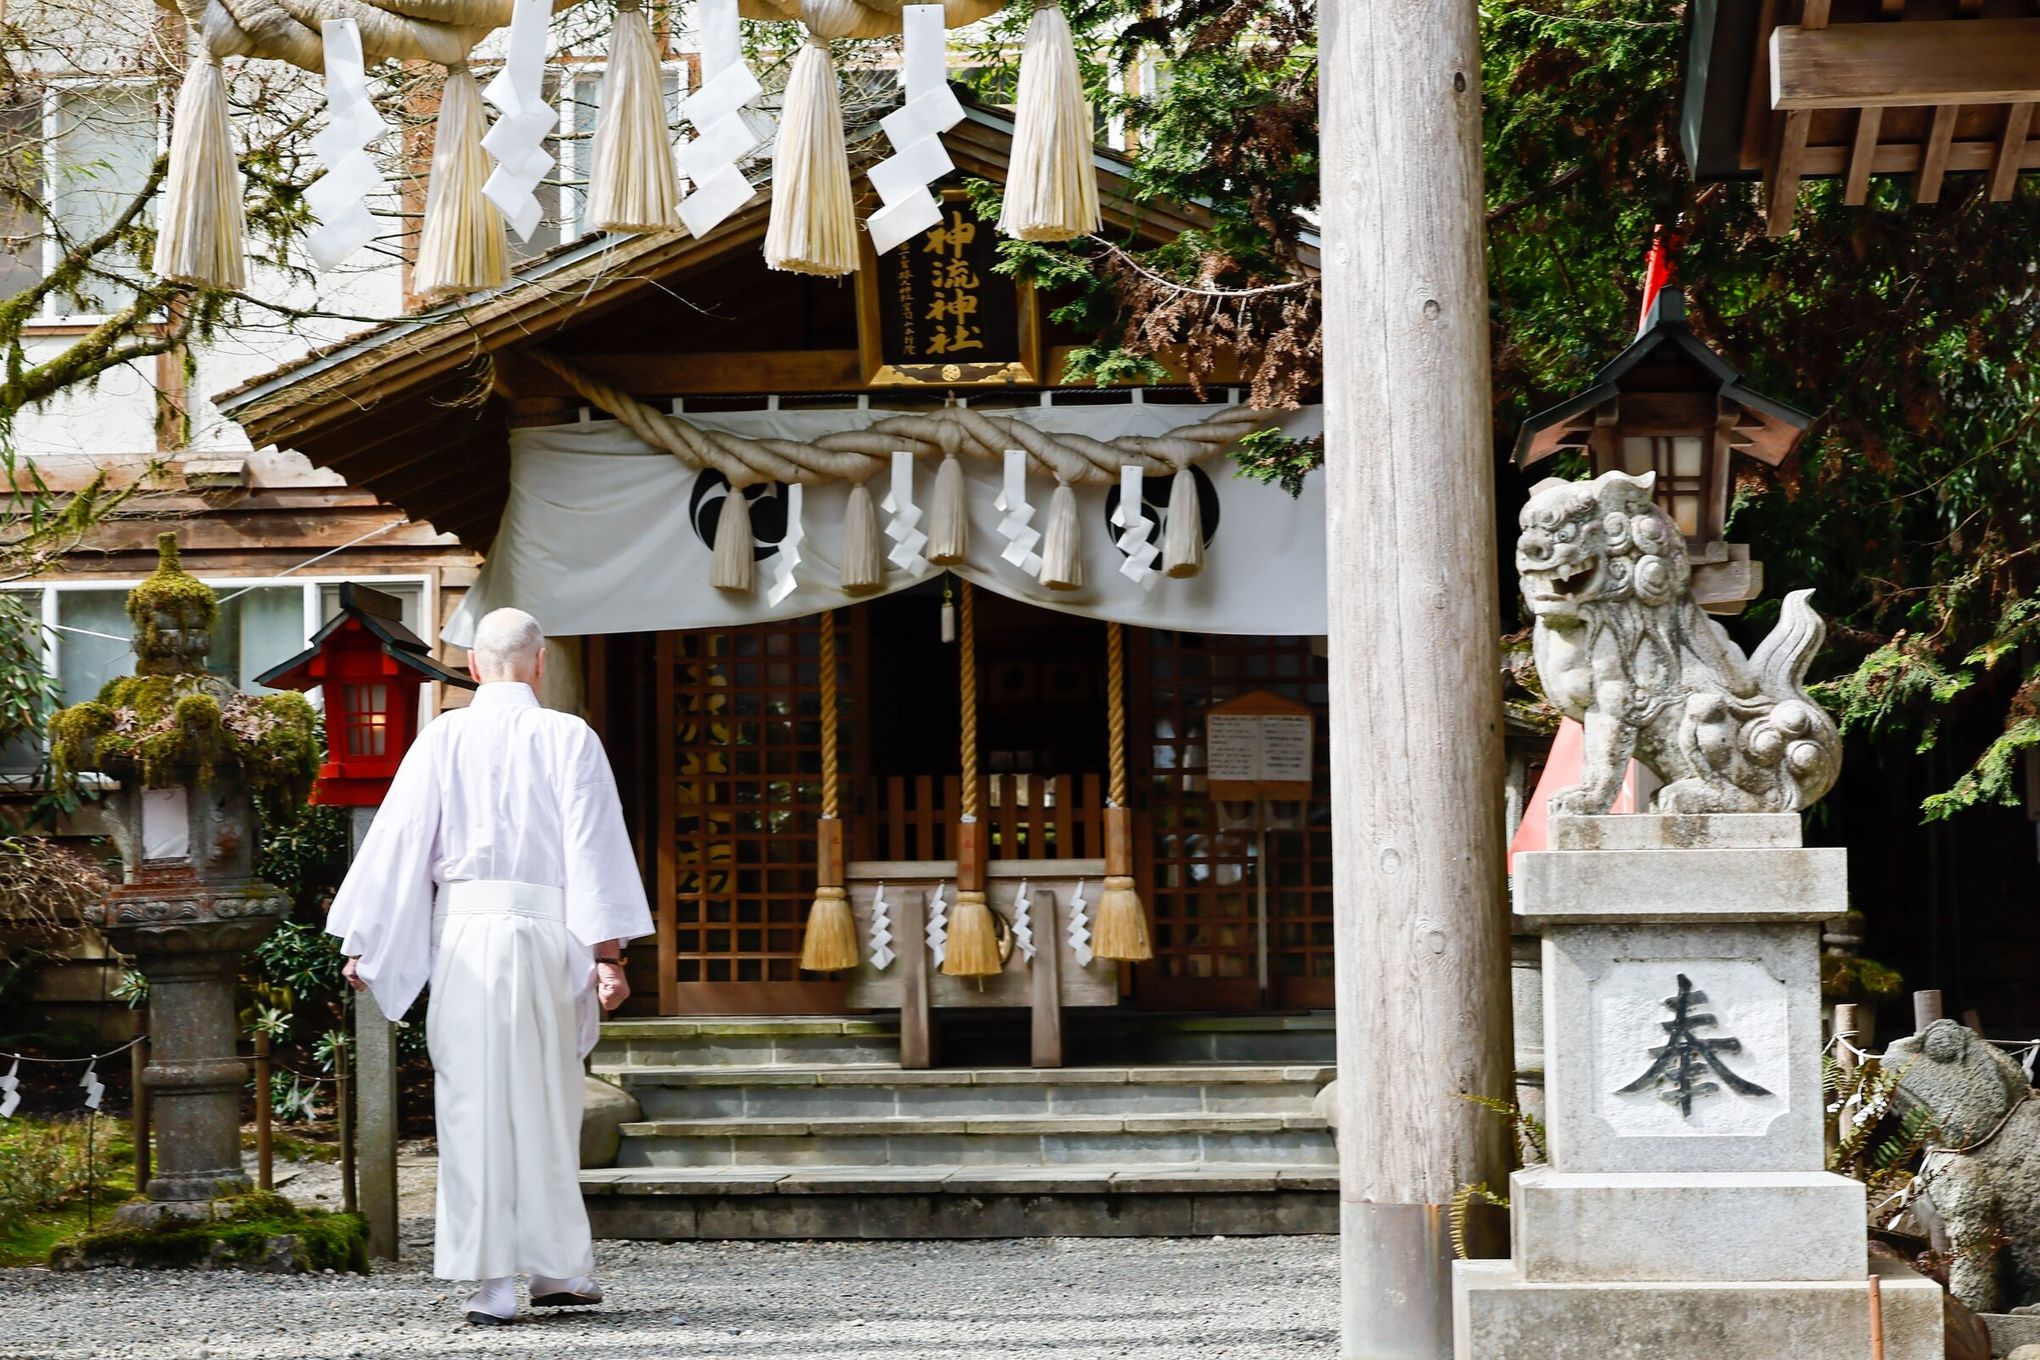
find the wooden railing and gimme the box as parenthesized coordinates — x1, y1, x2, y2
(863, 773, 1106, 863)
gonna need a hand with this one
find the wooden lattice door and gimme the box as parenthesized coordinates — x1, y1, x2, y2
(654, 614, 863, 1014)
(1132, 630, 1334, 1011)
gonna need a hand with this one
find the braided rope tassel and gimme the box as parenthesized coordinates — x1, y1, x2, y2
(1094, 620, 1152, 961)
(800, 612, 858, 972)
(945, 581, 1004, 977)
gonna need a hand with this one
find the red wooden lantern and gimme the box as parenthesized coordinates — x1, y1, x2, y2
(255, 584, 474, 805)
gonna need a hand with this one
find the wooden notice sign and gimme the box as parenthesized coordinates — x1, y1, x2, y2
(857, 194, 1041, 387)
(1206, 690, 1315, 802)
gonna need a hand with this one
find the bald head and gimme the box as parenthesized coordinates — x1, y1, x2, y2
(469, 608, 545, 686)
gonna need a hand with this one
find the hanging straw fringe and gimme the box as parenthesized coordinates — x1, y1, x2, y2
(588, 0, 682, 232)
(764, 38, 860, 276)
(998, 0, 1101, 242)
(1093, 872, 1151, 960)
(710, 486, 757, 592)
(841, 481, 886, 593)
(800, 884, 858, 971)
(1162, 465, 1205, 578)
(927, 452, 968, 565)
(942, 889, 1004, 976)
(153, 54, 247, 290)
(415, 66, 508, 297)
(1037, 480, 1082, 590)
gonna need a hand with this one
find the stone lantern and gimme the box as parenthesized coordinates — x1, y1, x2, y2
(1513, 287, 1811, 615)
(50, 534, 318, 1218)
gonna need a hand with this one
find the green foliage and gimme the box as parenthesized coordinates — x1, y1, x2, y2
(1228, 429, 1322, 498)
(1450, 1181, 1507, 1261)
(48, 1192, 369, 1274)
(1820, 953, 1905, 1002)
(255, 800, 349, 916)
(252, 922, 346, 1014)
(0, 1118, 134, 1263)
(1828, 1054, 1932, 1206)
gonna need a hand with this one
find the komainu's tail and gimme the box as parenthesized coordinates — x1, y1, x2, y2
(1750, 588, 1826, 704)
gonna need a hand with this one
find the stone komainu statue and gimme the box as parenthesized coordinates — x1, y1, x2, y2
(1516, 470, 1842, 815)
(1886, 1020, 2040, 1313)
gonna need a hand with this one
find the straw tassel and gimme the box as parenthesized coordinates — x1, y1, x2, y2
(1037, 480, 1082, 590)
(1162, 465, 1205, 578)
(841, 480, 886, 594)
(587, 0, 682, 232)
(927, 452, 968, 565)
(1094, 622, 1153, 962)
(801, 615, 859, 972)
(764, 37, 859, 276)
(998, 0, 1101, 242)
(710, 485, 756, 592)
(415, 65, 509, 297)
(153, 53, 246, 290)
(944, 581, 1005, 978)
(942, 888, 1005, 977)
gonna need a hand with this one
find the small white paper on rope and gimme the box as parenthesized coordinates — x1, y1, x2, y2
(767, 482, 806, 606)
(1114, 463, 1161, 589)
(481, 0, 560, 241)
(995, 449, 1043, 574)
(306, 21, 395, 270)
(925, 884, 949, 968)
(677, 0, 764, 237)
(868, 882, 896, 970)
(79, 1062, 104, 1112)
(0, 1059, 17, 1119)
(1010, 878, 1036, 962)
(881, 450, 930, 574)
(1066, 880, 1093, 966)
(866, 4, 967, 255)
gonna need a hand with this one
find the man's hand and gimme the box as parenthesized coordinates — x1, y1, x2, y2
(342, 957, 367, 993)
(596, 960, 630, 1012)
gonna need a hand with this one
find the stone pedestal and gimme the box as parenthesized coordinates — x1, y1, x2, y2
(1453, 815, 1941, 1359)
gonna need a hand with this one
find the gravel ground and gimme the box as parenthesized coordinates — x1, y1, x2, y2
(0, 1154, 1341, 1360)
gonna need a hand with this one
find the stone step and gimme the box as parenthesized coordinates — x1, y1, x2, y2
(594, 1017, 900, 1070)
(582, 1163, 1338, 1239)
(602, 1063, 1335, 1119)
(614, 1112, 1336, 1169)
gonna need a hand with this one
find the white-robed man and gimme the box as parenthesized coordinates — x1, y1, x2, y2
(328, 608, 652, 1326)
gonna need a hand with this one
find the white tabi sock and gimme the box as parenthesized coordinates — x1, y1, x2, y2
(530, 1273, 602, 1302)
(465, 1276, 518, 1320)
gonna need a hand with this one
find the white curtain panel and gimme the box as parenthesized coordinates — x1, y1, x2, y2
(444, 401, 1327, 643)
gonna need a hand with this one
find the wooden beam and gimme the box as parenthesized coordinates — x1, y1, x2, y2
(1992, 102, 2035, 201)
(1843, 106, 1882, 204)
(1918, 104, 1960, 204)
(1766, 110, 1813, 236)
(1804, 129, 2040, 176)
(1800, 0, 1829, 28)
(498, 349, 865, 398)
(1773, 20, 2040, 111)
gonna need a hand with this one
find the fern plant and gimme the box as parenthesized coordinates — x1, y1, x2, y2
(1450, 1094, 1548, 1260)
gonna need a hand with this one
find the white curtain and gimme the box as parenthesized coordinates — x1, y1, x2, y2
(444, 400, 1326, 643)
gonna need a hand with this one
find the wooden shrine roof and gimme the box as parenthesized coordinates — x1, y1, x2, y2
(216, 102, 1318, 552)
(1683, 0, 2040, 233)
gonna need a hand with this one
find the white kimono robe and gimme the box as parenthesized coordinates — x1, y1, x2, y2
(327, 681, 653, 1281)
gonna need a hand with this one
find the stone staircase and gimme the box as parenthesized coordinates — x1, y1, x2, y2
(582, 1015, 1338, 1238)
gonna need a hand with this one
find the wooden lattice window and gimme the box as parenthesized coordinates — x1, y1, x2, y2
(1133, 631, 1333, 1011)
(660, 615, 859, 1012)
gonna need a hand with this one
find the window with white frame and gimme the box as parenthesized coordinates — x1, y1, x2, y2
(2, 576, 431, 775)
(0, 83, 159, 320)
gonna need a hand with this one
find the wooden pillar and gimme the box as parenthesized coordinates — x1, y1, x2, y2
(350, 805, 401, 1259)
(1319, 0, 1513, 1353)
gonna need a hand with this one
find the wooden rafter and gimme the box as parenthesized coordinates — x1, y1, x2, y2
(1772, 20, 2040, 110)
(1842, 106, 1882, 204)
(1992, 102, 2035, 201)
(1917, 104, 1961, 203)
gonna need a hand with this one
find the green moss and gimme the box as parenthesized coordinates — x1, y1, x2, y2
(127, 532, 218, 675)
(51, 675, 319, 808)
(48, 1193, 369, 1274)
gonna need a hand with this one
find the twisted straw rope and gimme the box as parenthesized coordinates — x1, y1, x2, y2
(818, 610, 840, 820)
(1106, 620, 1127, 809)
(959, 580, 978, 821)
(529, 350, 1270, 489)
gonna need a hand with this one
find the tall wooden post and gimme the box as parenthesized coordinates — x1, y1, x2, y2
(349, 805, 401, 1259)
(1319, 1, 1514, 1355)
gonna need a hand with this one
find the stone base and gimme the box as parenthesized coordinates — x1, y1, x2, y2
(1453, 1257, 1943, 1360)
(1510, 1166, 1866, 1283)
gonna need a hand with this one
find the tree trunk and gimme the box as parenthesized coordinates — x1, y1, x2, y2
(1318, 0, 1515, 1353)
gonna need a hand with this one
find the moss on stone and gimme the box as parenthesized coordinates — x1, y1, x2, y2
(48, 1193, 369, 1274)
(50, 675, 319, 807)
(127, 532, 218, 675)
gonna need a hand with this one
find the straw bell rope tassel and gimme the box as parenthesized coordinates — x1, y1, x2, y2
(945, 582, 1005, 977)
(764, 36, 860, 277)
(998, 0, 1102, 242)
(841, 480, 886, 594)
(586, 0, 682, 232)
(801, 612, 859, 973)
(710, 482, 757, 593)
(1093, 621, 1152, 962)
(414, 64, 509, 297)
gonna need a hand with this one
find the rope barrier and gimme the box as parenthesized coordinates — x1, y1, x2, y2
(0, 1035, 147, 1064)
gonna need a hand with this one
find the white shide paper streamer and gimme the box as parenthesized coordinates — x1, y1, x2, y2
(881, 450, 930, 575)
(767, 482, 806, 606)
(481, 0, 560, 241)
(0, 1059, 17, 1119)
(79, 1062, 104, 1112)
(925, 883, 949, 968)
(1066, 880, 1093, 966)
(866, 4, 966, 255)
(1010, 878, 1036, 962)
(868, 881, 895, 970)
(1114, 463, 1161, 589)
(995, 448, 1043, 575)
(306, 21, 395, 270)
(677, 0, 764, 237)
